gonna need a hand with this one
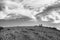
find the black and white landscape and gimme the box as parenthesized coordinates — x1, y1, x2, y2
(0, 0, 60, 40)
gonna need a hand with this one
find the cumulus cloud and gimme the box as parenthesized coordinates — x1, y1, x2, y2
(0, 0, 38, 22)
(0, 0, 60, 24)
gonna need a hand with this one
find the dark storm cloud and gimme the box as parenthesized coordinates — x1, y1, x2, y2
(36, 3, 60, 17)
(0, 3, 60, 27)
(35, 3, 60, 27)
(0, 0, 5, 11)
(0, 16, 38, 27)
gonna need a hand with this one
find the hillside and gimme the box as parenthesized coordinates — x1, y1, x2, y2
(0, 25, 60, 40)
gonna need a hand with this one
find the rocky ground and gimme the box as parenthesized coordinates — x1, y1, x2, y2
(0, 25, 60, 40)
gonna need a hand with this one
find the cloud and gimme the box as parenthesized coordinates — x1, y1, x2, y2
(0, 0, 38, 22)
(1, 0, 60, 27)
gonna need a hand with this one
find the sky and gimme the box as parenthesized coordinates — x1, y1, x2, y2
(0, 17, 39, 27)
(0, 16, 60, 28)
(0, 0, 60, 28)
